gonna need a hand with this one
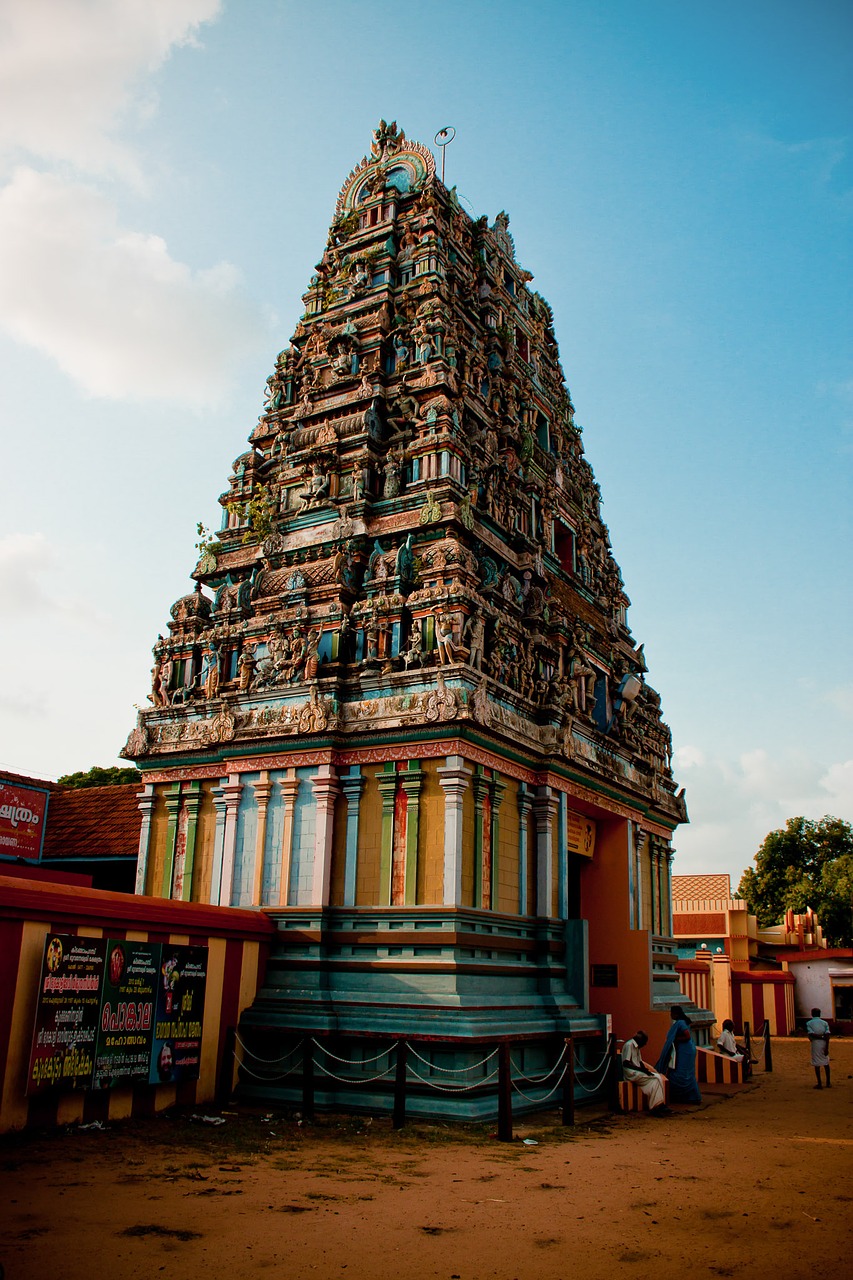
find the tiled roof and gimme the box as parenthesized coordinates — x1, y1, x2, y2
(41, 786, 141, 861)
(671, 873, 732, 901)
(0, 770, 59, 790)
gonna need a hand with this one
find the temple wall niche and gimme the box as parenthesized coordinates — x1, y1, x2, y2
(232, 772, 260, 907)
(461, 786, 476, 908)
(640, 847, 654, 934)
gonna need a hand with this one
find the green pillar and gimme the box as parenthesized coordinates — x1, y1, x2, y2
(179, 781, 202, 902)
(160, 782, 182, 900)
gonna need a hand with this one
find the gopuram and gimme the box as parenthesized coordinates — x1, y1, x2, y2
(125, 122, 696, 1117)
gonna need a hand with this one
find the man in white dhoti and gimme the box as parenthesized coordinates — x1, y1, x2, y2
(621, 1031, 670, 1115)
(805, 1007, 831, 1089)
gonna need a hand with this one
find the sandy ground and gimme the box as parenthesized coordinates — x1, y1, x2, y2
(1, 1038, 851, 1280)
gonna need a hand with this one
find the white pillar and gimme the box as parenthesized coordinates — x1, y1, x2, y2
(311, 763, 340, 905)
(437, 756, 471, 906)
(216, 773, 243, 906)
(134, 785, 156, 895)
(533, 787, 558, 917)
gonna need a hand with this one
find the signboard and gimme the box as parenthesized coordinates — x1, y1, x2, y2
(27, 934, 208, 1094)
(566, 809, 596, 858)
(0, 777, 50, 862)
(28, 936, 106, 1093)
(93, 940, 159, 1089)
(149, 946, 208, 1085)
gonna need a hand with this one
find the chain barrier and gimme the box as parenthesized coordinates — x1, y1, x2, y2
(310, 1037, 395, 1067)
(509, 1044, 567, 1083)
(406, 1043, 499, 1074)
(573, 1042, 610, 1071)
(406, 1063, 500, 1093)
(234, 1032, 612, 1104)
(231, 1049, 300, 1083)
(314, 1061, 397, 1085)
(234, 1031, 305, 1066)
(511, 1063, 569, 1104)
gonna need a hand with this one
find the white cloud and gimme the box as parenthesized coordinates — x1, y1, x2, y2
(672, 746, 853, 881)
(673, 744, 705, 769)
(0, 0, 222, 181)
(0, 532, 55, 615)
(0, 168, 268, 406)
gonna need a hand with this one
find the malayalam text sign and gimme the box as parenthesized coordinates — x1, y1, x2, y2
(149, 946, 208, 1085)
(28, 935, 105, 1093)
(0, 777, 49, 861)
(93, 940, 159, 1089)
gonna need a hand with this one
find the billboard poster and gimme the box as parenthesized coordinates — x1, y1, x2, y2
(566, 809, 596, 858)
(149, 946, 208, 1085)
(92, 940, 159, 1089)
(27, 935, 106, 1094)
(28, 936, 209, 1094)
(0, 777, 50, 862)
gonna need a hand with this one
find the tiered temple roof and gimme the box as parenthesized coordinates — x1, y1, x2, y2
(124, 120, 683, 831)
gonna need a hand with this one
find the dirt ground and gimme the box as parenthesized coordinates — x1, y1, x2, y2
(1, 1038, 851, 1280)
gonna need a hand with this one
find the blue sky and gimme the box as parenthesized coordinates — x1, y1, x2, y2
(0, 0, 850, 885)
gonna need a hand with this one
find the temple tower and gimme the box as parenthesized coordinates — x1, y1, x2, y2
(125, 123, 693, 1116)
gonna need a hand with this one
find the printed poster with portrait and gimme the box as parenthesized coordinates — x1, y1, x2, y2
(27, 934, 106, 1094)
(148, 945, 208, 1085)
(92, 940, 159, 1089)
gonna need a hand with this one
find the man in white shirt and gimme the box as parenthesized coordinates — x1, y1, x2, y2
(621, 1031, 670, 1115)
(805, 1008, 831, 1089)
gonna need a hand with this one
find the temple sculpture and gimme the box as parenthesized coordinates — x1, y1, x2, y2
(125, 122, 698, 1117)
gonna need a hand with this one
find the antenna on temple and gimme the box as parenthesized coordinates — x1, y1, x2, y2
(433, 126, 456, 184)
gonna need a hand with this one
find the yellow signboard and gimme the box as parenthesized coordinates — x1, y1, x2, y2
(567, 809, 596, 858)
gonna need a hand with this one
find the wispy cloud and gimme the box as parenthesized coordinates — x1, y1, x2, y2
(0, 168, 267, 406)
(0, 0, 222, 182)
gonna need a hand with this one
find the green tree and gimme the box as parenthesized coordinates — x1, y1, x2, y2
(58, 765, 142, 789)
(737, 816, 853, 947)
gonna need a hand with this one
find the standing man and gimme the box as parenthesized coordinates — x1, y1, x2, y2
(806, 1008, 831, 1089)
(621, 1031, 671, 1115)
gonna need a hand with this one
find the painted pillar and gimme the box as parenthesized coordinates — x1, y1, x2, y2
(533, 787, 558, 918)
(664, 847, 675, 935)
(177, 781, 201, 902)
(310, 763, 340, 906)
(556, 790, 567, 920)
(437, 755, 472, 907)
(340, 767, 365, 907)
(160, 782, 182, 900)
(134, 785, 156, 896)
(633, 824, 646, 931)
(472, 769, 490, 909)
(210, 781, 227, 905)
(251, 772, 272, 906)
(400, 763, 425, 906)
(217, 773, 243, 906)
(627, 820, 637, 929)
(517, 783, 532, 915)
(377, 764, 398, 906)
(489, 775, 506, 911)
(278, 770, 300, 907)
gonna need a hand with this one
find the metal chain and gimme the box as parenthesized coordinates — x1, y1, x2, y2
(511, 1063, 569, 1103)
(234, 1032, 305, 1066)
(311, 1037, 395, 1067)
(231, 1049, 299, 1083)
(510, 1045, 567, 1083)
(406, 1043, 499, 1074)
(406, 1064, 500, 1092)
(314, 1062, 397, 1085)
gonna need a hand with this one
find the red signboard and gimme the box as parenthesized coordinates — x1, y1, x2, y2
(0, 778, 50, 861)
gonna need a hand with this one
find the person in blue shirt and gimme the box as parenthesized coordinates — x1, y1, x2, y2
(655, 1005, 701, 1105)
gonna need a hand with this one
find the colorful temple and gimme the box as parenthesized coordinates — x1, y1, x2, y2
(124, 122, 697, 1116)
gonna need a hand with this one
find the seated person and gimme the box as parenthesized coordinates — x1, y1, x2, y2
(716, 1018, 755, 1077)
(621, 1031, 671, 1116)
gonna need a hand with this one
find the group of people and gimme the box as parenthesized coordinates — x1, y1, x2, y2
(621, 1005, 759, 1117)
(622, 1004, 834, 1116)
